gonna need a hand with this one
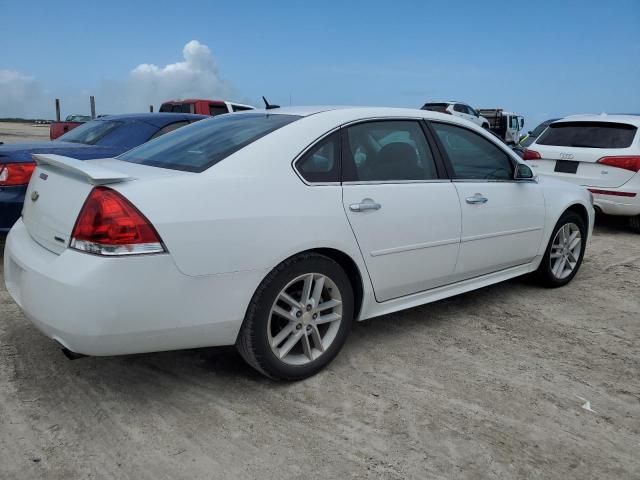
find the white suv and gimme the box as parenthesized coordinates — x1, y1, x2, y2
(524, 114, 640, 231)
(421, 101, 489, 129)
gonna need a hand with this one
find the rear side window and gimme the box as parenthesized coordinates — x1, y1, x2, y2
(537, 121, 637, 148)
(210, 104, 229, 116)
(295, 132, 340, 183)
(432, 122, 514, 180)
(343, 121, 438, 182)
(119, 113, 301, 173)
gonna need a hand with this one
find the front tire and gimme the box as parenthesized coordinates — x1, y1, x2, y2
(535, 211, 587, 287)
(237, 253, 354, 380)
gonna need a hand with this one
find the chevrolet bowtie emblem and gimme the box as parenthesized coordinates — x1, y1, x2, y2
(31, 191, 40, 202)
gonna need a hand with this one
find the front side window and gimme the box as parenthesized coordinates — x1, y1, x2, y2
(343, 121, 438, 182)
(57, 120, 123, 145)
(295, 132, 340, 183)
(536, 121, 637, 148)
(431, 122, 514, 181)
(119, 113, 301, 173)
(453, 104, 466, 113)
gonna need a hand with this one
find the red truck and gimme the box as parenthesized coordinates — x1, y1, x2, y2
(49, 114, 91, 140)
(159, 99, 254, 116)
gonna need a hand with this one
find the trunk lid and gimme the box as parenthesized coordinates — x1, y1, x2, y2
(22, 154, 178, 254)
(530, 144, 637, 188)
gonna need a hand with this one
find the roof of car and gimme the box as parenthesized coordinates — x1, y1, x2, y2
(161, 99, 226, 105)
(555, 114, 640, 127)
(94, 112, 208, 126)
(244, 105, 481, 125)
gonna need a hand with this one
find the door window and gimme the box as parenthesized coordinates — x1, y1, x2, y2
(453, 104, 466, 113)
(343, 121, 438, 182)
(295, 132, 340, 183)
(431, 122, 514, 180)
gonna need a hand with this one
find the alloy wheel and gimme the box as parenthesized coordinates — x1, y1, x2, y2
(549, 222, 582, 280)
(267, 273, 343, 365)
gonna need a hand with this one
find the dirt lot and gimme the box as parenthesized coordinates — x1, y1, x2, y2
(0, 122, 50, 143)
(0, 123, 639, 479)
(0, 220, 639, 480)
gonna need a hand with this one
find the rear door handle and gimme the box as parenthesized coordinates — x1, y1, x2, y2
(465, 194, 488, 205)
(349, 200, 382, 212)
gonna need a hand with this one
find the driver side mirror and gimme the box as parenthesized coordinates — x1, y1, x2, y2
(515, 163, 535, 181)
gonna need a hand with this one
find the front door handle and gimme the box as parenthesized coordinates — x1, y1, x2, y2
(465, 193, 488, 205)
(349, 200, 382, 212)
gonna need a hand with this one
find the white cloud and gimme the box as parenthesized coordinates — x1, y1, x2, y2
(0, 40, 240, 118)
(124, 40, 237, 110)
(0, 70, 45, 118)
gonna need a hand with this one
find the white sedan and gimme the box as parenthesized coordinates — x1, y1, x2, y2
(4, 107, 594, 380)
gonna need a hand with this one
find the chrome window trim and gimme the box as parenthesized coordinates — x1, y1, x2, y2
(343, 179, 451, 186)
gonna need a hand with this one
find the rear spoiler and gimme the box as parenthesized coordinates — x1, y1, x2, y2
(32, 154, 132, 185)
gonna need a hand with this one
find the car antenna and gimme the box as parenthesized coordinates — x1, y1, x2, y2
(262, 96, 280, 110)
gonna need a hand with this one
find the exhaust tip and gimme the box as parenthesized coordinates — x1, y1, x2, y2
(61, 347, 87, 360)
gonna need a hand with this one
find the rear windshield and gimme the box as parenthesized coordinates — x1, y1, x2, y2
(537, 121, 637, 148)
(159, 103, 192, 113)
(118, 113, 301, 172)
(421, 103, 449, 113)
(57, 120, 123, 145)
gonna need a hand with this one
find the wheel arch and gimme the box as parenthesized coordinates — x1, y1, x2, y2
(563, 202, 590, 239)
(304, 247, 365, 320)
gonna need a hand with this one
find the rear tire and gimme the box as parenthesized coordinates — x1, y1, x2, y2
(629, 215, 640, 233)
(237, 253, 354, 380)
(535, 211, 587, 287)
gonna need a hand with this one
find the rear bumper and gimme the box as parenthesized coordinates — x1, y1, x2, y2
(0, 185, 26, 232)
(590, 186, 640, 216)
(4, 219, 267, 356)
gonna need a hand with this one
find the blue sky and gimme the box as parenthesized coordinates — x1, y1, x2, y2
(1, 0, 639, 128)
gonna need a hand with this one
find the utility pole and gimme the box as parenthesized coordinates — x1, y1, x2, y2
(90, 96, 96, 119)
(55, 99, 61, 121)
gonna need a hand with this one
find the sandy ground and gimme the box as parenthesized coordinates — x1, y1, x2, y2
(0, 122, 51, 143)
(0, 218, 639, 480)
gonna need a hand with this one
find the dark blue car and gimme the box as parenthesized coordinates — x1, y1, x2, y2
(0, 112, 206, 232)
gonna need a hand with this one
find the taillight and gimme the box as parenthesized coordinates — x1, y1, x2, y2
(597, 156, 640, 173)
(70, 186, 165, 256)
(522, 149, 541, 161)
(0, 162, 36, 186)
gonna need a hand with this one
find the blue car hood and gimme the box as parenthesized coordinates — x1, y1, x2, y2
(0, 141, 124, 162)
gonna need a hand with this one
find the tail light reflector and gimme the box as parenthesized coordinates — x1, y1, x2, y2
(70, 186, 165, 256)
(588, 188, 637, 198)
(522, 149, 541, 161)
(597, 156, 640, 173)
(0, 162, 36, 186)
